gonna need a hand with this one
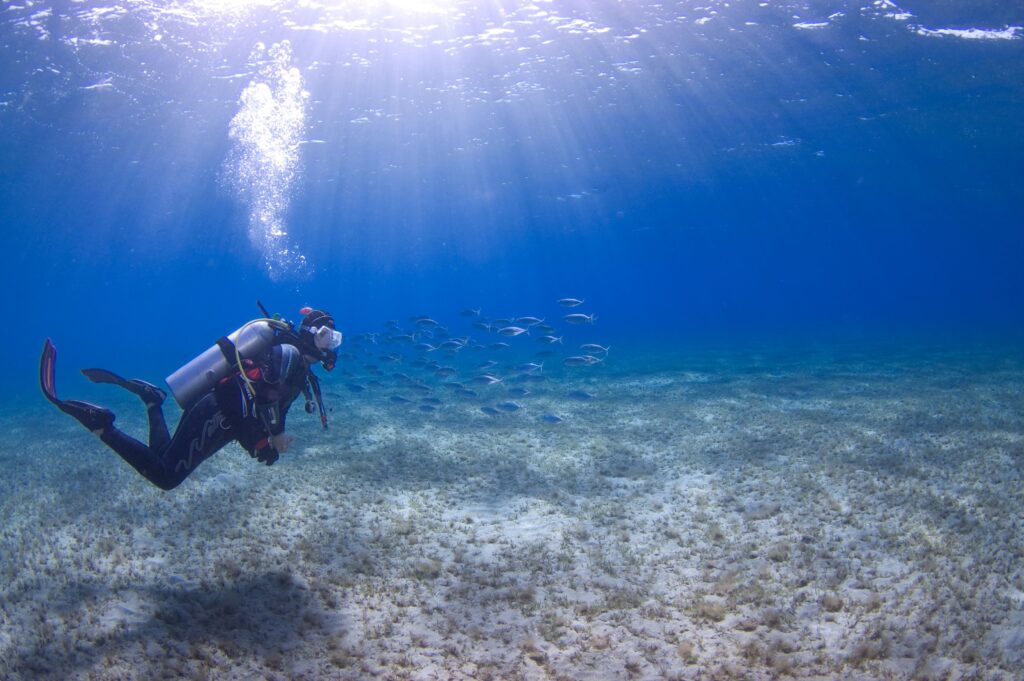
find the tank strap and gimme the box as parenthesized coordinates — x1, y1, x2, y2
(215, 336, 240, 370)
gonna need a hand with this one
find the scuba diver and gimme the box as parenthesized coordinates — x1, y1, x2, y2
(39, 305, 342, 490)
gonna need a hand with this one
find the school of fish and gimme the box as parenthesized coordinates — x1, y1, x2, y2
(327, 298, 609, 424)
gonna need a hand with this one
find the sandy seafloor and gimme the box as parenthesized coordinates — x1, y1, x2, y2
(1, 345, 1023, 681)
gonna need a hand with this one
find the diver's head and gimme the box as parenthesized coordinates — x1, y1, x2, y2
(298, 307, 342, 370)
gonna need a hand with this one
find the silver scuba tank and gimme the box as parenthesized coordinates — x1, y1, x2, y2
(165, 320, 277, 410)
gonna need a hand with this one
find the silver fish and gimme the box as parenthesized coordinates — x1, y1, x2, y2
(389, 395, 412, 404)
(460, 308, 481, 317)
(515, 316, 544, 326)
(540, 413, 563, 424)
(564, 313, 596, 325)
(516, 362, 544, 373)
(537, 335, 563, 344)
(497, 326, 529, 337)
(471, 374, 503, 385)
(497, 401, 521, 412)
(563, 355, 603, 367)
(567, 389, 595, 400)
(489, 342, 511, 350)
(507, 387, 530, 397)
(580, 344, 610, 355)
(480, 406, 501, 416)
(558, 298, 584, 308)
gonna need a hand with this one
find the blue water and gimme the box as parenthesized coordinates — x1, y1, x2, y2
(2, 0, 1022, 403)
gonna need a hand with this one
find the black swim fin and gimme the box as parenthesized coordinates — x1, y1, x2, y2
(40, 339, 114, 433)
(81, 368, 166, 407)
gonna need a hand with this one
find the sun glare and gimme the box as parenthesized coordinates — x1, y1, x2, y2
(190, 0, 460, 19)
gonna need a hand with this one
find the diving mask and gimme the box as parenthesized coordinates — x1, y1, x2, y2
(313, 326, 343, 352)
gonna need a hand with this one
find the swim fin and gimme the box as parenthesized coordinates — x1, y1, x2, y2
(40, 339, 114, 433)
(81, 368, 166, 407)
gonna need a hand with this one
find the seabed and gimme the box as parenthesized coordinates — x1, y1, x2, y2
(1, 346, 1022, 680)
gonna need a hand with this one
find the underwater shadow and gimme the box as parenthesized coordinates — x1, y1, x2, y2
(8, 570, 328, 680)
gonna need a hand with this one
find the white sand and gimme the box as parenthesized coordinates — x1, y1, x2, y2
(1, 351, 1022, 679)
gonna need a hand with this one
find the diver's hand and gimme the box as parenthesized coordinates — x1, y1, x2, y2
(254, 439, 279, 466)
(271, 433, 294, 453)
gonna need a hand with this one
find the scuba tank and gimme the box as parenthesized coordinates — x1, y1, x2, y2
(165, 320, 280, 410)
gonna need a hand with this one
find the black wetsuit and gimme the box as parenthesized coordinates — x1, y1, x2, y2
(99, 344, 309, 490)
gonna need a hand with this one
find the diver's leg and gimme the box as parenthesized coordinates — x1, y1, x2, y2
(97, 426, 169, 486)
(146, 403, 171, 451)
(152, 393, 235, 490)
(96, 395, 229, 490)
(78, 367, 171, 448)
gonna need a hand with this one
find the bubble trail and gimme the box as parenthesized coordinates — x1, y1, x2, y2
(227, 41, 308, 281)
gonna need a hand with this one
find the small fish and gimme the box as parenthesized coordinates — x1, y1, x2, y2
(410, 383, 432, 393)
(434, 367, 457, 378)
(493, 318, 512, 326)
(460, 308, 481, 317)
(489, 342, 511, 350)
(415, 318, 439, 327)
(367, 380, 384, 389)
(455, 388, 479, 398)
(580, 344, 610, 355)
(516, 362, 544, 373)
(438, 339, 466, 351)
(477, 360, 498, 370)
(497, 401, 521, 412)
(471, 374, 502, 385)
(537, 335, 563, 344)
(418, 404, 436, 412)
(536, 324, 556, 334)
(382, 353, 403, 363)
(564, 313, 596, 325)
(515, 316, 544, 326)
(394, 334, 417, 343)
(540, 413, 563, 424)
(392, 372, 412, 382)
(472, 321, 492, 331)
(507, 387, 530, 397)
(345, 383, 367, 393)
(480, 406, 501, 416)
(415, 343, 437, 352)
(420, 397, 443, 405)
(497, 326, 529, 337)
(563, 355, 603, 367)
(558, 298, 584, 308)
(567, 389, 595, 400)
(389, 395, 412, 404)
